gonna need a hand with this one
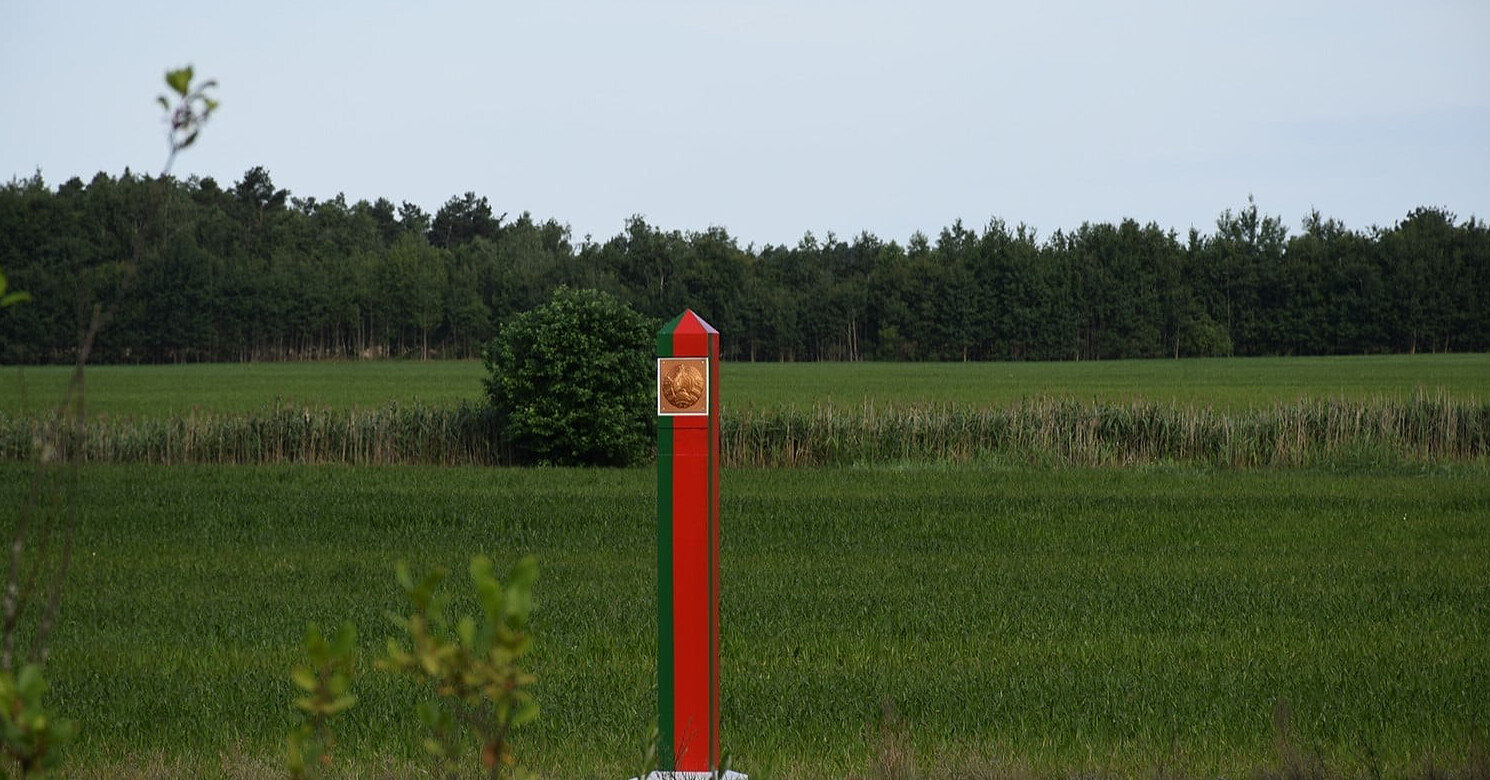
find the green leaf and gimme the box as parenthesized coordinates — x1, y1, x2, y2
(155, 95, 170, 110)
(324, 694, 357, 715)
(0, 291, 30, 308)
(475, 577, 501, 615)
(504, 580, 533, 624)
(290, 666, 318, 692)
(166, 67, 192, 97)
(469, 554, 494, 584)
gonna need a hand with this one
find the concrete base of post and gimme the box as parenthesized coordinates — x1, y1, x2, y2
(630, 772, 748, 780)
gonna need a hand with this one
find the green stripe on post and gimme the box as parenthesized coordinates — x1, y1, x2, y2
(656, 323, 676, 770)
(656, 418, 674, 770)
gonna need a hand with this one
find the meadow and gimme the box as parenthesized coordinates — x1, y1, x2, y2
(3, 355, 1488, 777)
(2, 353, 1488, 416)
(2, 462, 1486, 778)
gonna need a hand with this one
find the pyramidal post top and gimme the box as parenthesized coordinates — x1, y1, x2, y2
(658, 310, 719, 357)
(660, 309, 718, 336)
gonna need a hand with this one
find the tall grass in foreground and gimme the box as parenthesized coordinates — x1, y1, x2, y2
(1, 464, 1484, 777)
(2, 393, 1485, 468)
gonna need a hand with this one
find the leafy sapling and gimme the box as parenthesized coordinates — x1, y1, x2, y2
(378, 555, 539, 780)
(286, 622, 358, 779)
(157, 65, 219, 176)
(0, 663, 76, 778)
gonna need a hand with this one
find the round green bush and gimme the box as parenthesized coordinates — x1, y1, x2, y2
(483, 287, 654, 466)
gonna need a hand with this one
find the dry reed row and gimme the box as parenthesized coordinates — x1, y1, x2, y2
(725, 393, 1489, 467)
(0, 402, 510, 466)
(0, 394, 1485, 468)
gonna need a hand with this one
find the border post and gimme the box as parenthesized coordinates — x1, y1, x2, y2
(655, 310, 734, 777)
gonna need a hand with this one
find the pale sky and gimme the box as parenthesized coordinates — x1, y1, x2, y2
(3, 0, 1487, 246)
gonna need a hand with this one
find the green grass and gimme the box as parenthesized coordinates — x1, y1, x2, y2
(3, 354, 1487, 417)
(0, 360, 488, 417)
(2, 463, 1485, 777)
(726, 353, 1490, 410)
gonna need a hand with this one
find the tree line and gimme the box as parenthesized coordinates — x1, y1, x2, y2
(2, 167, 1487, 364)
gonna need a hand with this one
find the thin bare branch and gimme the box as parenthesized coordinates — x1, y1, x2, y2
(31, 304, 104, 665)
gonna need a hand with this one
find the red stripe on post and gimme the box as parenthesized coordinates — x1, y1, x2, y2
(671, 423, 710, 768)
(659, 310, 722, 772)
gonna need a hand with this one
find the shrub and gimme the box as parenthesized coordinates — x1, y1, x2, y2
(483, 287, 654, 466)
(0, 664, 75, 777)
(378, 555, 539, 778)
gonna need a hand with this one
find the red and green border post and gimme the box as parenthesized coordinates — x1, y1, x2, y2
(654, 310, 741, 778)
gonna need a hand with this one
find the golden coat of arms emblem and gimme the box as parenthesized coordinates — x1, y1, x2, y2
(658, 358, 708, 414)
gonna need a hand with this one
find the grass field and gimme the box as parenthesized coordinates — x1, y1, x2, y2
(3, 354, 1487, 775)
(2, 353, 1487, 417)
(3, 463, 1486, 777)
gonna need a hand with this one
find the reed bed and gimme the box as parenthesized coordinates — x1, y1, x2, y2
(0, 401, 510, 467)
(725, 393, 1490, 468)
(0, 393, 1485, 468)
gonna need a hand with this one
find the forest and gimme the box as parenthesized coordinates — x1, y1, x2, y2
(1, 166, 1487, 364)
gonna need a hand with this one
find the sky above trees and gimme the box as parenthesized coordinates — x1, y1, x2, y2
(3, 0, 1486, 247)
